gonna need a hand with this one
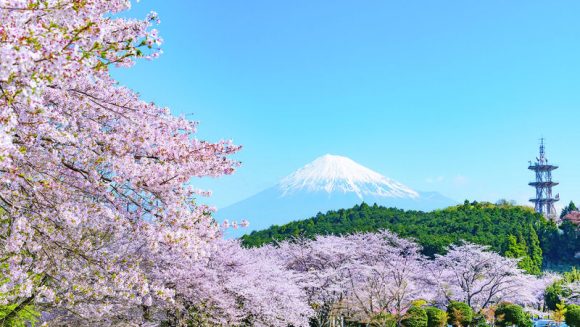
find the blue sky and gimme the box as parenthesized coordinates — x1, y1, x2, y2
(114, 1, 580, 210)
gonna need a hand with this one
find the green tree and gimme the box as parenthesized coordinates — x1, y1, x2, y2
(552, 302, 567, 326)
(504, 235, 537, 274)
(526, 225, 543, 275)
(565, 305, 580, 327)
(545, 282, 564, 311)
(447, 302, 473, 327)
(425, 307, 447, 327)
(558, 220, 580, 262)
(494, 303, 531, 327)
(561, 201, 578, 219)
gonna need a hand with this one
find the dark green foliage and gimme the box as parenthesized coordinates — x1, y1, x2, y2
(424, 307, 447, 327)
(565, 305, 580, 327)
(504, 234, 538, 274)
(545, 268, 580, 310)
(401, 306, 428, 327)
(446, 302, 473, 327)
(494, 303, 531, 327)
(542, 201, 580, 265)
(472, 314, 490, 327)
(527, 226, 544, 274)
(503, 224, 544, 275)
(544, 282, 564, 312)
(242, 201, 580, 272)
(556, 220, 580, 262)
(561, 201, 578, 219)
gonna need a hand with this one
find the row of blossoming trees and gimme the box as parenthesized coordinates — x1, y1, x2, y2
(262, 233, 559, 327)
(0, 1, 575, 326)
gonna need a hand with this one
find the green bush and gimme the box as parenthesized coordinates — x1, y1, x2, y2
(494, 302, 531, 327)
(544, 282, 563, 311)
(473, 314, 491, 327)
(424, 307, 447, 327)
(565, 305, 580, 327)
(401, 306, 428, 327)
(447, 301, 473, 327)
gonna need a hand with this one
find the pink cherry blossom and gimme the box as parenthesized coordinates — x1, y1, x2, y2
(268, 231, 431, 325)
(427, 243, 542, 311)
(1, 0, 239, 323)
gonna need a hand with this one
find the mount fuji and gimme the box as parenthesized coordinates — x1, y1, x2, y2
(218, 154, 456, 236)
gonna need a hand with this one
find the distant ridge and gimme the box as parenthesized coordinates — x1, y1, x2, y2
(218, 154, 456, 236)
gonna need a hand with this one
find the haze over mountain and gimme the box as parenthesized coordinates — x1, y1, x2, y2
(219, 154, 456, 236)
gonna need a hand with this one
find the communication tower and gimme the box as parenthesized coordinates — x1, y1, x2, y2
(528, 138, 559, 220)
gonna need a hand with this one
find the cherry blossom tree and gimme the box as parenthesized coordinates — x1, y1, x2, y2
(153, 239, 312, 327)
(270, 231, 430, 325)
(1, 0, 239, 323)
(524, 273, 562, 312)
(269, 235, 353, 326)
(428, 243, 538, 312)
(341, 232, 431, 323)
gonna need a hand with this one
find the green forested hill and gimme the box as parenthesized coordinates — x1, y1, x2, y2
(241, 201, 580, 274)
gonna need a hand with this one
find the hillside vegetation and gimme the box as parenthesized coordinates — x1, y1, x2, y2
(241, 201, 580, 274)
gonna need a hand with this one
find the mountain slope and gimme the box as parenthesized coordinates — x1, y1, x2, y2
(218, 154, 456, 236)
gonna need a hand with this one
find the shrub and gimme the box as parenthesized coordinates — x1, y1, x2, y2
(552, 302, 568, 325)
(545, 282, 564, 311)
(494, 302, 531, 327)
(565, 305, 580, 327)
(424, 307, 447, 327)
(401, 306, 428, 327)
(447, 301, 473, 327)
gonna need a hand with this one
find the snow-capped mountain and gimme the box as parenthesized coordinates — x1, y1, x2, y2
(279, 154, 419, 199)
(218, 154, 456, 237)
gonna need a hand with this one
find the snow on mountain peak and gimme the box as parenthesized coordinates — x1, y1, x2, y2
(278, 154, 419, 199)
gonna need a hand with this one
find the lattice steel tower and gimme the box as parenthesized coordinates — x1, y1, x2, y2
(528, 138, 559, 220)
